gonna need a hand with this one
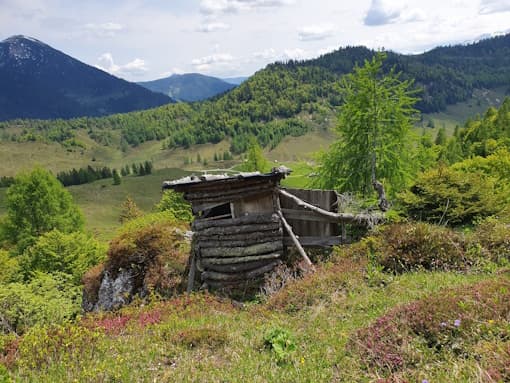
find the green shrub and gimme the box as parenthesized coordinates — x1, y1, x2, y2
(19, 229, 106, 284)
(0, 273, 81, 335)
(0, 251, 20, 284)
(82, 212, 190, 308)
(399, 165, 508, 225)
(155, 190, 193, 222)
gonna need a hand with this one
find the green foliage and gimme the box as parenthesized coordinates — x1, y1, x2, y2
(240, 137, 270, 172)
(399, 152, 510, 225)
(112, 169, 121, 185)
(19, 230, 106, 284)
(0, 272, 81, 335)
(0, 250, 20, 284)
(119, 196, 143, 223)
(3, 168, 84, 251)
(155, 190, 193, 222)
(263, 327, 297, 363)
(314, 53, 419, 196)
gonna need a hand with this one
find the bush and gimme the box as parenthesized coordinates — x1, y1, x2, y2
(399, 165, 508, 225)
(371, 223, 470, 273)
(472, 217, 510, 264)
(0, 273, 81, 335)
(154, 190, 193, 222)
(20, 229, 106, 284)
(82, 212, 190, 308)
(0, 250, 20, 284)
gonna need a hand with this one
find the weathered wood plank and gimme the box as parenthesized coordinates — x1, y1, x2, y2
(186, 184, 274, 202)
(193, 213, 278, 230)
(201, 241, 283, 258)
(281, 208, 339, 223)
(198, 235, 282, 249)
(198, 253, 281, 266)
(195, 228, 283, 242)
(283, 236, 343, 247)
(196, 222, 281, 237)
(204, 259, 274, 273)
(277, 209, 314, 269)
(201, 260, 280, 282)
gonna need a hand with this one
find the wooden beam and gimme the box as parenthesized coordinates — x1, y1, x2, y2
(195, 229, 283, 242)
(196, 222, 281, 237)
(281, 208, 339, 223)
(201, 260, 281, 282)
(278, 188, 383, 226)
(193, 213, 278, 230)
(276, 209, 314, 270)
(201, 241, 283, 258)
(283, 236, 344, 247)
(199, 253, 281, 266)
(198, 235, 282, 249)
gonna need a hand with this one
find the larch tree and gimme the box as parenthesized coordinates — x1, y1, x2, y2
(314, 52, 419, 209)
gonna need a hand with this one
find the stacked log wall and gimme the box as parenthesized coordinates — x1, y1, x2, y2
(192, 213, 283, 287)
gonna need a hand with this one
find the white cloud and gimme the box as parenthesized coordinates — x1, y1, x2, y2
(191, 52, 235, 72)
(479, 0, 510, 14)
(252, 48, 277, 60)
(197, 21, 231, 32)
(83, 22, 123, 37)
(95, 53, 148, 78)
(298, 24, 335, 41)
(200, 0, 293, 14)
(364, 0, 426, 26)
(364, 0, 402, 26)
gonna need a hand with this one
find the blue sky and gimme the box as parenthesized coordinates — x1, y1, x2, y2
(1, 0, 509, 81)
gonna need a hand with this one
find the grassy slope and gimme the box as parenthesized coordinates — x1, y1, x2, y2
(9, 269, 496, 382)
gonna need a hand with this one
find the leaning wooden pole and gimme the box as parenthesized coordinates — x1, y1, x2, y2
(278, 188, 383, 227)
(276, 209, 315, 271)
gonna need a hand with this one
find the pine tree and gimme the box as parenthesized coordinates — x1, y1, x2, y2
(112, 169, 121, 185)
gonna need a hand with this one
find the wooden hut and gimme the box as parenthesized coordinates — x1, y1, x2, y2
(163, 167, 381, 291)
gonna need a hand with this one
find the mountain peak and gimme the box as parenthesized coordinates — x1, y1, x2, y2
(3, 35, 46, 45)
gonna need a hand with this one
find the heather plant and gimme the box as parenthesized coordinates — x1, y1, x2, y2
(350, 277, 510, 374)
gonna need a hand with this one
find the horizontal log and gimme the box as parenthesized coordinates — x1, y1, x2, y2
(201, 241, 283, 258)
(278, 189, 383, 226)
(201, 260, 281, 282)
(281, 208, 340, 224)
(199, 253, 281, 266)
(196, 222, 281, 237)
(204, 259, 275, 273)
(284, 236, 343, 247)
(193, 213, 278, 231)
(196, 228, 283, 242)
(198, 235, 282, 249)
(186, 184, 274, 202)
(189, 189, 274, 205)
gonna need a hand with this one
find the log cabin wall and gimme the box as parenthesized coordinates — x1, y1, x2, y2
(164, 172, 287, 289)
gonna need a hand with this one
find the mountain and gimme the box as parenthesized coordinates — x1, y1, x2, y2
(138, 73, 236, 102)
(0, 35, 172, 121)
(222, 76, 248, 85)
(3, 34, 510, 158)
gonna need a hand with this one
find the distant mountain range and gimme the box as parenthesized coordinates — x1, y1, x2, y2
(0, 35, 173, 121)
(138, 73, 237, 102)
(221, 76, 248, 85)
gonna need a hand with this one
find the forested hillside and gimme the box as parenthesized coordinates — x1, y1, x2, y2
(1, 34, 509, 158)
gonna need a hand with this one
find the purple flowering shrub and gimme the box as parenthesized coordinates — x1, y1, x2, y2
(371, 223, 470, 273)
(349, 277, 510, 374)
